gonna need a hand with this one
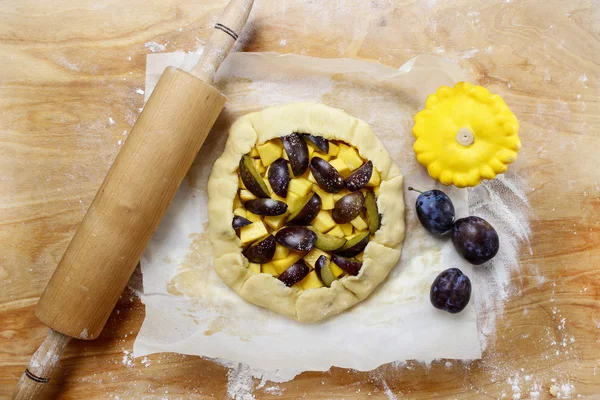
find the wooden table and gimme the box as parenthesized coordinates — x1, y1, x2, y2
(1, 0, 598, 398)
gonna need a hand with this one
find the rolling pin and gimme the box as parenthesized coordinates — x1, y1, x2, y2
(13, 0, 254, 398)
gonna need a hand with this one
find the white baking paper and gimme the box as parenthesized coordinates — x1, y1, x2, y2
(133, 52, 481, 376)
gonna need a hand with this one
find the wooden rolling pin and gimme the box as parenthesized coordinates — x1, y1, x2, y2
(13, 0, 254, 398)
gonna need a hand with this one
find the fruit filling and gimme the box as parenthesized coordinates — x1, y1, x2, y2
(232, 132, 382, 290)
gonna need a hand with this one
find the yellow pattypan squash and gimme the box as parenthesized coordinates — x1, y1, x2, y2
(412, 82, 521, 188)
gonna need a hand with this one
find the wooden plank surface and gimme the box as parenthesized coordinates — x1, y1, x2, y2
(1, 0, 599, 398)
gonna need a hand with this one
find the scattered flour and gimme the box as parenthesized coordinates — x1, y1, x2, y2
(468, 173, 534, 351)
(145, 41, 168, 53)
(214, 358, 298, 400)
(371, 372, 399, 400)
(121, 350, 134, 368)
(263, 385, 284, 396)
(226, 364, 255, 400)
(58, 56, 80, 71)
(459, 48, 480, 59)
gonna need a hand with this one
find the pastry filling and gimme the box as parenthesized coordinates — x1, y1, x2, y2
(233, 133, 382, 290)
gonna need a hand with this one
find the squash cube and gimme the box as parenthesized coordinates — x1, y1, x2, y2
(303, 248, 329, 268)
(286, 191, 304, 213)
(312, 185, 334, 210)
(329, 158, 350, 177)
(253, 158, 266, 175)
(367, 166, 381, 187)
(350, 215, 368, 231)
(262, 262, 278, 276)
(264, 214, 286, 230)
(300, 270, 324, 290)
(327, 225, 345, 238)
(233, 194, 243, 210)
(273, 252, 304, 274)
(273, 244, 290, 260)
(328, 142, 340, 156)
(240, 221, 268, 245)
(239, 189, 257, 202)
(246, 212, 262, 223)
(248, 263, 261, 273)
(289, 178, 313, 197)
(312, 210, 336, 233)
(257, 141, 282, 167)
(339, 144, 363, 171)
(329, 262, 344, 278)
(249, 147, 260, 158)
(233, 207, 247, 218)
(340, 223, 353, 236)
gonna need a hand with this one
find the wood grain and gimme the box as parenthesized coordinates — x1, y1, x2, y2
(1, 0, 599, 398)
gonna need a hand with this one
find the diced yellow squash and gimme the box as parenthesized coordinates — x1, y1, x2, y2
(312, 210, 336, 233)
(327, 225, 345, 238)
(333, 189, 349, 202)
(249, 147, 260, 158)
(304, 248, 329, 268)
(273, 244, 290, 260)
(273, 193, 287, 203)
(239, 189, 257, 202)
(307, 145, 315, 158)
(248, 263, 261, 273)
(350, 215, 368, 230)
(316, 153, 332, 161)
(298, 168, 312, 181)
(300, 270, 324, 290)
(330, 262, 344, 278)
(253, 158, 266, 175)
(262, 262, 278, 276)
(340, 223, 353, 236)
(328, 142, 340, 157)
(257, 141, 282, 167)
(238, 176, 246, 189)
(233, 207, 247, 218)
(264, 214, 286, 230)
(339, 144, 363, 170)
(240, 221, 268, 244)
(264, 173, 274, 195)
(367, 166, 381, 187)
(307, 171, 317, 183)
(374, 186, 380, 197)
(286, 191, 304, 213)
(282, 148, 289, 160)
(273, 252, 304, 274)
(233, 194, 243, 210)
(289, 178, 313, 197)
(329, 158, 350, 177)
(355, 253, 364, 262)
(246, 212, 262, 223)
(312, 185, 334, 210)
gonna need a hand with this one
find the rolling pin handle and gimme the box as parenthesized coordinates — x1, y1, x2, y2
(13, 329, 71, 400)
(190, 0, 254, 82)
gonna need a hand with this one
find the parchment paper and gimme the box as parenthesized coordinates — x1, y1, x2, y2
(133, 52, 482, 376)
